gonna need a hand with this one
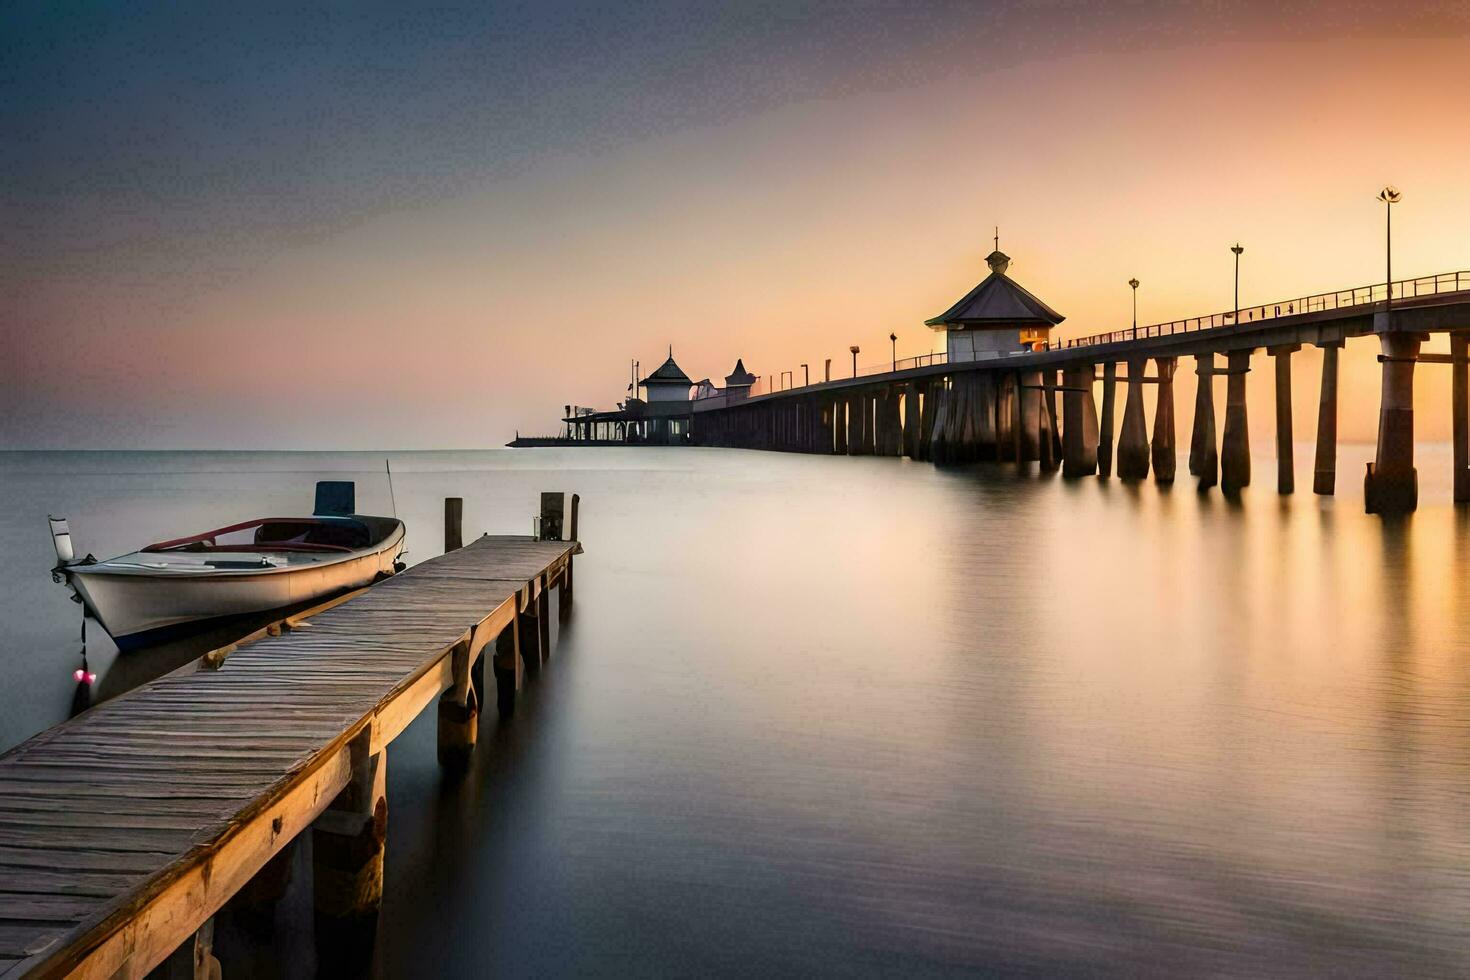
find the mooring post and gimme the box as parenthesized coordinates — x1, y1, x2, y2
(313, 728, 387, 927)
(444, 497, 463, 553)
(539, 492, 579, 619)
(1455, 335, 1470, 503)
(537, 579, 552, 661)
(1061, 364, 1099, 476)
(1313, 342, 1342, 495)
(1117, 358, 1150, 481)
(1269, 345, 1299, 494)
(1190, 354, 1218, 488)
(1098, 362, 1117, 478)
(437, 634, 479, 768)
(1220, 348, 1254, 494)
(158, 917, 221, 980)
(1365, 331, 1422, 514)
(1151, 357, 1177, 483)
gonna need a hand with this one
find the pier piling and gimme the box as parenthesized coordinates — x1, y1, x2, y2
(1098, 362, 1117, 478)
(1270, 345, 1299, 494)
(1454, 335, 1469, 503)
(1152, 357, 1177, 483)
(1221, 349, 1253, 493)
(1313, 342, 1341, 495)
(1365, 332, 1421, 514)
(1191, 354, 1218, 489)
(1117, 358, 1150, 481)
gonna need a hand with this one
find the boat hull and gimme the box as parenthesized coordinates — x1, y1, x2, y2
(67, 525, 404, 649)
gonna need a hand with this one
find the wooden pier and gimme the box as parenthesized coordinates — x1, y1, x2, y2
(689, 271, 1470, 515)
(0, 495, 580, 979)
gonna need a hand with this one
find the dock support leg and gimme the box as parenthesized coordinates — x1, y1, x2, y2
(1117, 358, 1150, 481)
(558, 555, 574, 621)
(1365, 332, 1421, 514)
(1009, 374, 1023, 463)
(313, 731, 387, 928)
(1098, 362, 1117, 478)
(437, 636, 478, 769)
(1270, 345, 1299, 494)
(1152, 357, 1177, 483)
(1455, 335, 1470, 503)
(537, 581, 552, 662)
(494, 616, 524, 716)
(1221, 349, 1253, 494)
(1313, 343, 1341, 495)
(1061, 364, 1099, 476)
(518, 587, 542, 672)
(159, 917, 221, 980)
(1191, 355, 1218, 489)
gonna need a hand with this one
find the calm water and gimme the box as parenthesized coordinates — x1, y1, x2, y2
(3, 447, 1470, 977)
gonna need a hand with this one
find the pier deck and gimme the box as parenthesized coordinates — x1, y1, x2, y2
(0, 533, 576, 979)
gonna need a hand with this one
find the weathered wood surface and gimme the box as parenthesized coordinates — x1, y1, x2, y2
(0, 535, 575, 980)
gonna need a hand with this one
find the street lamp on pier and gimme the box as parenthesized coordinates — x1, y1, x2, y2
(889, 333, 898, 372)
(1230, 244, 1244, 323)
(800, 363, 809, 387)
(1128, 278, 1140, 340)
(1378, 186, 1401, 318)
(850, 345, 860, 377)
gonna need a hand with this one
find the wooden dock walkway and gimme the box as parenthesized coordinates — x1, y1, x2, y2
(0, 513, 579, 979)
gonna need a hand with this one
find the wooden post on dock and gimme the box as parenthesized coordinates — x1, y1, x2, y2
(1098, 362, 1117, 478)
(1455, 335, 1470, 503)
(313, 729, 387, 927)
(1270, 345, 1299, 494)
(1117, 358, 1150, 481)
(1313, 342, 1341, 495)
(437, 634, 479, 768)
(518, 584, 542, 672)
(1151, 357, 1176, 483)
(444, 497, 463, 553)
(1365, 331, 1421, 514)
(1061, 364, 1099, 476)
(1220, 349, 1253, 494)
(1190, 354, 1218, 488)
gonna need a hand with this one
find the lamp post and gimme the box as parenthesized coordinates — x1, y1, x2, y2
(850, 345, 860, 377)
(1379, 186, 1401, 317)
(800, 363, 809, 387)
(889, 333, 898, 372)
(1128, 278, 1140, 340)
(1230, 244, 1244, 322)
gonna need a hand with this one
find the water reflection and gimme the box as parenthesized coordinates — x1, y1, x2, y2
(3, 448, 1470, 976)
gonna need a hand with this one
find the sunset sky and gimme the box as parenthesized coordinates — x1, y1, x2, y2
(5, 1, 1470, 448)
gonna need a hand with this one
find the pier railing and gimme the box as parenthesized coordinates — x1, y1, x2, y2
(1054, 270, 1470, 350)
(739, 269, 1470, 399)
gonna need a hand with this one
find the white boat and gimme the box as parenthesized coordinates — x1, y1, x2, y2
(50, 482, 405, 650)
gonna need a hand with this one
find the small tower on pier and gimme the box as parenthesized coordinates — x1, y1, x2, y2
(639, 350, 693, 402)
(724, 359, 757, 400)
(925, 248, 1065, 361)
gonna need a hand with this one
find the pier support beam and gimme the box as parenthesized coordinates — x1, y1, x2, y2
(436, 635, 479, 769)
(1220, 349, 1254, 494)
(1009, 374, 1023, 463)
(1039, 371, 1059, 472)
(1270, 345, 1299, 494)
(517, 586, 542, 672)
(1020, 371, 1042, 461)
(1061, 364, 1099, 477)
(493, 616, 524, 716)
(1098, 362, 1117, 478)
(1313, 342, 1342, 495)
(1190, 354, 1218, 489)
(159, 917, 221, 980)
(1117, 358, 1150, 481)
(1365, 332, 1422, 515)
(1455, 335, 1470, 503)
(1152, 357, 1177, 483)
(313, 730, 387, 928)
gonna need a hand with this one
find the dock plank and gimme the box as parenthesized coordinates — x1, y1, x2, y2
(0, 535, 574, 979)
